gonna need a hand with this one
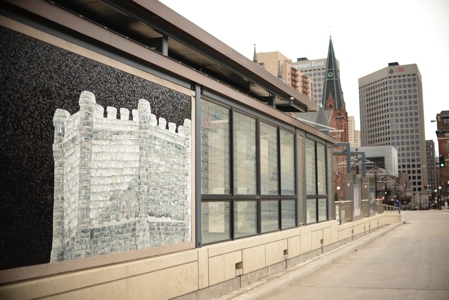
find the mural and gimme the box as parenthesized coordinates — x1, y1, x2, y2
(51, 92, 191, 262)
(0, 26, 191, 269)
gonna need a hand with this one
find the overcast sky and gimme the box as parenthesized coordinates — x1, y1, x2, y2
(160, 0, 449, 147)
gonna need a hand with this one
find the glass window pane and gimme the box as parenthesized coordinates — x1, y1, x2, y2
(234, 201, 257, 238)
(261, 200, 279, 232)
(201, 201, 231, 244)
(317, 143, 326, 195)
(201, 100, 230, 194)
(233, 112, 257, 195)
(307, 199, 317, 224)
(281, 130, 295, 195)
(282, 200, 295, 229)
(306, 139, 316, 195)
(260, 122, 278, 195)
(318, 198, 327, 222)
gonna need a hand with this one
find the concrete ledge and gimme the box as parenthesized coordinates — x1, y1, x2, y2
(0, 213, 401, 300)
(173, 277, 241, 300)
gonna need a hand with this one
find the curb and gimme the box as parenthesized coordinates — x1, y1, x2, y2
(226, 221, 403, 300)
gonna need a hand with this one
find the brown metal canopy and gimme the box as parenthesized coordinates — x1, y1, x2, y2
(45, 0, 317, 113)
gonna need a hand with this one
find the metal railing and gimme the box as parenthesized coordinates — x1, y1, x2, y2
(381, 204, 400, 214)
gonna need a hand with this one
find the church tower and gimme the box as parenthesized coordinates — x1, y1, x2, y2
(322, 36, 345, 111)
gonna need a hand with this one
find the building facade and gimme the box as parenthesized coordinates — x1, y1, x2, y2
(359, 63, 428, 193)
(435, 111, 449, 201)
(425, 140, 437, 193)
(351, 145, 399, 202)
(295, 37, 348, 200)
(348, 116, 361, 148)
(0, 1, 401, 299)
(255, 50, 312, 100)
(293, 57, 340, 106)
(1, 0, 333, 280)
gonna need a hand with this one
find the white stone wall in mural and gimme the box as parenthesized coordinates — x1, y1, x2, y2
(50, 91, 191, 262)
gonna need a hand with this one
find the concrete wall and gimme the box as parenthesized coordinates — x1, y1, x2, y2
(0, 213, 401, 300)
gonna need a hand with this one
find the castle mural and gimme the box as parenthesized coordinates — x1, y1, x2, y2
(51, 91, 191, 262)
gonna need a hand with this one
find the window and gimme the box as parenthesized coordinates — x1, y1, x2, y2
(234, 201, 257, 237)
(201, 100, 230, 194)
(200, 98, 323, 244)
(306, 139, 328, 224)
(281, 130, 295, 195)
(233, 112, 257, 195)
(260, 122, 278, 195)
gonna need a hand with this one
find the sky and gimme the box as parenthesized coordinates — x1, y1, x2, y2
(160, 0, 449, 146)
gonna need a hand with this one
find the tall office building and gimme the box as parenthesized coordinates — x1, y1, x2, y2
(254, 49, 312, 100)
(293, 57, 340, 106)
(358, 63, 427, 192)
(348, 116, 361, 148)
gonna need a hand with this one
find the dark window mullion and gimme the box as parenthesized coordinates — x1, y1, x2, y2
(277, 127, 282, 196)
(294, 129, 299, 227)
(201, 195, 233, 201)
(315, 141, 319, 222)
(256, 117, 261, 234)
(230, 107, 235, 239)
(277, 127, 282, 230)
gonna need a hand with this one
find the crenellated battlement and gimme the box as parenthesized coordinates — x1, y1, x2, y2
(51, 91, 192, 262)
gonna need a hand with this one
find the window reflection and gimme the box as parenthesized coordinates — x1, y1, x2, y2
(282, 200, 295, 229)
(261, 201, 279, 232)
(307, 199, 317, 224)
(233, 112, 257, 195)
(306, 139, 316, 194)
(202, 201, 230, 244)
(260, 122, 278, 195)
(317, 143, 326, 195)
(234, 201, 257, 238)
(201, 100, 230, 194)
(281, 130, 295, 195)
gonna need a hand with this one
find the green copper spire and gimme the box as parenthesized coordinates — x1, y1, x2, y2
(322, 36, 345, 110)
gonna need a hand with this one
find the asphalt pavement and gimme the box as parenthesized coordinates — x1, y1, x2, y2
(219, 209, 449, 300)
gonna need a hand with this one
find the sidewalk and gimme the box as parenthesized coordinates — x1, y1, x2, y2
(219, 210, 449, 300)
(217, 220, 404, 300)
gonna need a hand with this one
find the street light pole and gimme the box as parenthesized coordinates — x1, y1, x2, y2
(418, 193, 421, 210)
(403, 183, 407, 208)
(434, 189, 437, 209)
(374, 164, 377, 199)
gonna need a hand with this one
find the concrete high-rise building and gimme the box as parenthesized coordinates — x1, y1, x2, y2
(293, 57, 340, 106)
(348, 116, 361, 148)
(359, 63, 427, 193)
(254, 49, 312, 100)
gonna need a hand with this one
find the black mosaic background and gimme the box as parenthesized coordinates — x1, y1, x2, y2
(0, 27, 191, 270)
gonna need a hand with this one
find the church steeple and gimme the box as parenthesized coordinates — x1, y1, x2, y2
(322, 36, 345, 110)
(253, 44, 258, 63)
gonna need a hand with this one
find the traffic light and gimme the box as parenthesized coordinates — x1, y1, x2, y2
(424, 183, 427, 189)
(439, 155, 445, 168)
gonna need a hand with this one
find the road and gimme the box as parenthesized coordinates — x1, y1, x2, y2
(262, 210, 449, 300)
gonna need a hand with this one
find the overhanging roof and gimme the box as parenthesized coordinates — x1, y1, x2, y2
(37, 0, 316, 113)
